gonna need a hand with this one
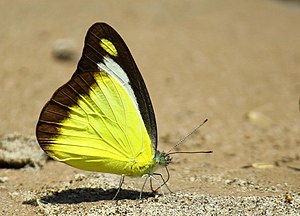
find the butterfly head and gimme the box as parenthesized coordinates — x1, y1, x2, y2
(154, 151, 172, 167)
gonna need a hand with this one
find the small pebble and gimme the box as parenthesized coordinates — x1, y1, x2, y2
(252, 163, 274, 169)
(246, 111, 272, 128)
(0, 176, 8, 183)
(189, 177, 196, 182)
(52, 39, 77, 61)
(74, 173, 86, 181)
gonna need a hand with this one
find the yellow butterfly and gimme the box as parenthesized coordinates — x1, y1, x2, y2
(36, 23, 211, 199)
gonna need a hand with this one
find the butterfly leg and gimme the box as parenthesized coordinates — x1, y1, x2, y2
(140, 174, 150, 199)
(112, 174, 125, 200)
(150, 177, 154, 192)
(152, 167, 173, 194)
(149, 176, 161, 194)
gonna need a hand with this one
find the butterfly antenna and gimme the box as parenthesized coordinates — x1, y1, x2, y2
(167, 119, 211, 154)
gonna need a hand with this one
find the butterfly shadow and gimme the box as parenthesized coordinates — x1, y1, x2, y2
(23, 187, 156, 205)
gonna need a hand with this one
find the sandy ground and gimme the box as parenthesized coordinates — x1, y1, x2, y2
(1, 0, 300, 215)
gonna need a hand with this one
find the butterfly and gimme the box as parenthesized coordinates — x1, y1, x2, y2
(36, 23, 211, 199)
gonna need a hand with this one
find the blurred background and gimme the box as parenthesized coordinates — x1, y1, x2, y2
(0, 0, 299, 136)
(0, 0, 300, 137)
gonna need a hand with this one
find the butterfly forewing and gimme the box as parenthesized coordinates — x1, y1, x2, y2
(74, 23, 157, 148)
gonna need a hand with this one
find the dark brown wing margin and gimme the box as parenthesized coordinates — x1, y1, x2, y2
(36, 72, 99, 151)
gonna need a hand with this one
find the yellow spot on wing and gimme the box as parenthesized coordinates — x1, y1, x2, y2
(100, 38, 118, 57)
